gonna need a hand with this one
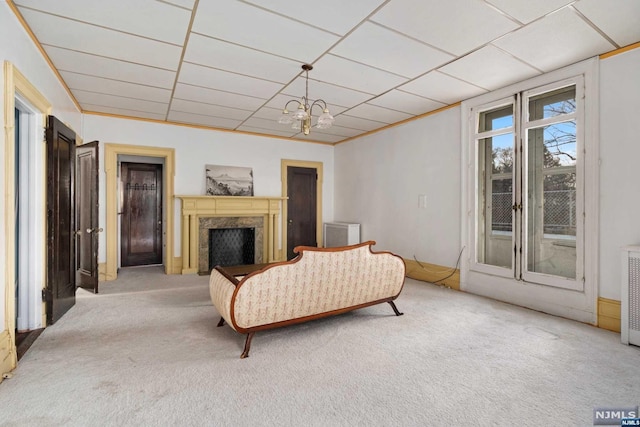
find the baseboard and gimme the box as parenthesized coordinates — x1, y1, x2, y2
(404, 259, 460, 290)
(0, 329, 16, 384)
(98, 262, 117, 281)
(598, 297, 621, 333)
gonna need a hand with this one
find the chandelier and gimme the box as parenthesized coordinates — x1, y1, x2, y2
(277, 64, 334, 135)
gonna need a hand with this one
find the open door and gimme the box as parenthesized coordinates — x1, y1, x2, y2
(46, 116, 76, 324)
(76, 141, 100, 293)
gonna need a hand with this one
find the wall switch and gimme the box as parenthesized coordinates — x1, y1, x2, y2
(418, 194, 427, 209)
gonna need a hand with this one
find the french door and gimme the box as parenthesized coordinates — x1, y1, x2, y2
(471, 77, 584, 291)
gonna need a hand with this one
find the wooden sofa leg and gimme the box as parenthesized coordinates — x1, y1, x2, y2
(388, 301, 404, 316)
(217, 317, 225, 327)
(241, 333, 255, 359)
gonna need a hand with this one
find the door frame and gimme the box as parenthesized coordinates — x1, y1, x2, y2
(104, 144, 175, 280)
(460, 58, 599, 324)
(2, 62, 51, 376)
(281, 159, 323, 260)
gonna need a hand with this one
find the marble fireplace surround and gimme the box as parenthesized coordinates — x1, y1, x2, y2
(199, 216, 263, 274)
(177, 196, 285, 275)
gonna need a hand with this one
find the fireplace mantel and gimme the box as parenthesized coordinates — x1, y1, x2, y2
(176, 195, 286, 274)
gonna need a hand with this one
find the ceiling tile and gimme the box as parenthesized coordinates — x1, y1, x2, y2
(242, 117, 299, 132)
(173, 83, 267, 111)
(332, 115, 388, 131)
(82, 104, 167, 121)
(367, 90, 446, 115)
(331, 22, 454, 78)
(344, 103, 413, 124)
(170, 99, 253, 121)
(18, 8, 182, 70)
(15, 0, 191, 44)
(311, 125, 365, 138)
(45, 46, 176, 88)
(61, 71, 172, 103)
(162, 0, 195, 9)
(399, 71, 487, 104)
(276, 78, 372, 109)
(167, 111, 242, 129)
(243, 0, 386, 35)
(575, 0, 640, 47)
(250, 107, 290, 121)
(192, 0, 339, 62)
(235, 126, 298, 138)
(439, 45, 541, 90)
(493, 7, 616, 72)
(178, 62, 283, 99)
(184, 34, 301, 83)
(311, 55, 408, 94)
(371, 0, 520, 55)
(486, 0, 574, 24)
(73, 90, 169, 115)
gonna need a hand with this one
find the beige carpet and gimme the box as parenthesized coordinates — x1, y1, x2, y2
(0, 266, 638, 426)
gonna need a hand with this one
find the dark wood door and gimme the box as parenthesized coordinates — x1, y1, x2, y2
(46, 116, 76, 325)
(121, 162, 163, 266)
(287, 166, 317, 260)
(76, 141, 99, 293)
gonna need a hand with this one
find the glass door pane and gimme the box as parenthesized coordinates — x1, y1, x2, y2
(525, 86, 578, 280)
(476, 105, 514, 269)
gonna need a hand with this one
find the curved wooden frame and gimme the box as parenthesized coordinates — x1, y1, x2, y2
(214, 241, 406, 358)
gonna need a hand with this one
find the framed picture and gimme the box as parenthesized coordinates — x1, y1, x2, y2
(205, 165, 254, 196)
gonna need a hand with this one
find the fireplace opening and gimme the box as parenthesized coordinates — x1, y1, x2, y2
(209, 228, 255, 270)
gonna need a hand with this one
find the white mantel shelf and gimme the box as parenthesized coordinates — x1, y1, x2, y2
(176, 195, 287, 274)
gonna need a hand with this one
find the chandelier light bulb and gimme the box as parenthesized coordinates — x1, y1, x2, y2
(278, 109, 293, 124)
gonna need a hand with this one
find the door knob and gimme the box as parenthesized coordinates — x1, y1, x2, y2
(87, 228, 93, 234)
(288, 219, 293, 224)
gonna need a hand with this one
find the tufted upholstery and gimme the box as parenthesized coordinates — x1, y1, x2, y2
(209, 241, 405, 333)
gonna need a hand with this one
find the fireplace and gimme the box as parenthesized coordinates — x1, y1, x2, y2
(198, 216, 263, 274)
(177, 195, 285, 275)
(208, 227, 255, 270)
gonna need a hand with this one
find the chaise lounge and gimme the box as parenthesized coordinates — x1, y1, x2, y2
(209, 241, 406, 358)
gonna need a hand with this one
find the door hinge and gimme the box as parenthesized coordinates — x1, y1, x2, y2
(41, 288, 50, 302)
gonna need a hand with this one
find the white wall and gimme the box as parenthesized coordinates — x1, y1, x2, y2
(599, 48, 640, 300)
(334, 107, 461, 266)
(334, 47, 640, 304)
(81, 115, 335, 261)
(0, 3, 81, 328)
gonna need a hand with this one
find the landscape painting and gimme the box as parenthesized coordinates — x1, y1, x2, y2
(205, 165, 254, 196)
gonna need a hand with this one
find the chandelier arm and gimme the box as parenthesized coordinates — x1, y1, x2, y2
(284, 99, 302, 111)
(309, 99, 328, 114)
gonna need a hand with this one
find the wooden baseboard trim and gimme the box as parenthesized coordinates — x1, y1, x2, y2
(170, 257, 182, 274)
(404, 259, 460, 290)
(598, 297, 621, 333)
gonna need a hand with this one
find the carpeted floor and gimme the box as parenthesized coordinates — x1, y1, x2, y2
(0, 266, 638, 426)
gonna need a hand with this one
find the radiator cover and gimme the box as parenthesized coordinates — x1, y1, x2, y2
(622, 246, 640, 346)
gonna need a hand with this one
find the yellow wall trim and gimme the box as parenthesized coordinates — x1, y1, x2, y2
(335, 103, 462, 145)
(84, 111, 334, 146)
(104, 144, 175, 281)
(404, 259, 460, 290)
(0, 329, 15, 383)
(600, 41, 640, 60)
(598, 297, 621, 333)
(281, 160, 323, 257)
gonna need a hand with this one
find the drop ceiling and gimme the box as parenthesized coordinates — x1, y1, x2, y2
(9, 0, 640, 144)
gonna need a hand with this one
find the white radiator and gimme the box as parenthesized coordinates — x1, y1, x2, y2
(323, 222, 360, 248)
(622, 245, 640, 346)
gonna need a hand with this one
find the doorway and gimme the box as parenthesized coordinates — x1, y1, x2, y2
(104, 144, 175, 281)
(14, 96, 46, 334)
(281, 160, 323, 260)
(120, 162, 163, 267)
